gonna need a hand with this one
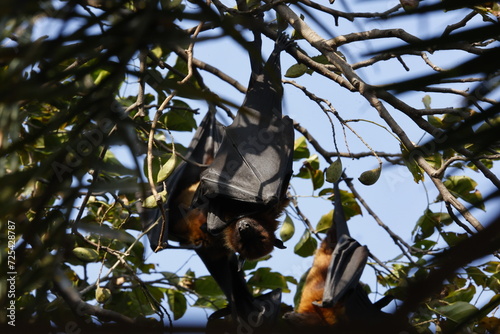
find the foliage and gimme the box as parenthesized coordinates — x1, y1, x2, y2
(0, 0, 499, 332)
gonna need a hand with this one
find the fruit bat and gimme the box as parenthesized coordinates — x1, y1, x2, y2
(140, 109, 282, 330)
(140, 29, 293, 330)
(284, 179, 392, 329)
(192, 32, 294, 261)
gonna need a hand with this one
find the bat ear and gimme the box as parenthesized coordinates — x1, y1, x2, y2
(206, 205, 227, 235)
(274, 238, 286, 249)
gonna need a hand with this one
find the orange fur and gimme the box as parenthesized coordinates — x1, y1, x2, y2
(170, 181, 214, 248)
(172, 180, 289, 259)
(294, 239, 345, 326)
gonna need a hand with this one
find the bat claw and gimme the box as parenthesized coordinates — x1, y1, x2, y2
(274, 238, 286, 249)
(275, 32, 295, 52)
(237, 255, 246, 272)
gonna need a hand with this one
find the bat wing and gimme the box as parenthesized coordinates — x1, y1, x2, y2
(140, 109, 224, 251)
(197, 110, 294, 232)
(317, 179, 369, 307)
(319, 235, 369, 307)
(194, 34, 294, 234)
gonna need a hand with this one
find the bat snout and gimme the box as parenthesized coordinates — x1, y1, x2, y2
(237, 219, 252, 231)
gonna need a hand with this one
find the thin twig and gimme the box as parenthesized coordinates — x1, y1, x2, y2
(146, 92, 176, 251)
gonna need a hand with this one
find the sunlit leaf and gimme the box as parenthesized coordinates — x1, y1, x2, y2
(422, 95, 432, 109)
(157, 153, 176, 183)
(441, 175, 485, 210)
(444, 283, 476, 304)
(401, 144, 424, 183)
(465, 267, 488, 287)
(433, 301, 478, 323)
(316, 209, 333, 233)
(280, 214, 295, 242)
(294, 229, 318, 257)
(293, 136, 310, 160)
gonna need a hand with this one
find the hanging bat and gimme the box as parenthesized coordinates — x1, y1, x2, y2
(140, 107, 223, 252)
(140, 109, 282, 330)
(192, 31, 294, 262)
(142, 28, 293, 326)
(284, 179, 392, 329)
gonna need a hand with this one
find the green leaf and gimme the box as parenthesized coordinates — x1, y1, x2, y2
(296, 154, 324, 190)
(442, 175, 485, 210)
(444, 283, 476, 303)
(311, 55, 330, 65)
(412, 210, 453, 242)
(465, 267, 488, 287)
(412, 209, 436, 242)
(142, 189, 167, 208)
(161, 272, 180, 285)
(434, 301, 478, 323)
(161, 100, 197, 131)
(401, 144, 424, 183)
(483, 262, 500, 274)
(441, 231, 468, 247)
(285, 63, 308, 78)
(166, 289, 187, 320)
(161, 0, 184, 10)
(280, 214, 295, 242)
(157, 153, 176, 183)
(192, 295, 227, 309)
(428, 114, 444, 128)
(325, 158, 342, 183)
(193, 276, 224, 297)
(425, 152, 443, 170)
(101, 150, 135, 177)
(293, 268, 310, 311)
(316, 209, 333, 233)
(328, 190, 362, 220)
(94, 69, 111, 85)
(293, 136, 310, 160)
(72, 247, 99, 262)
(422, 94, 432, 109)
(247, 267, 290, 292)
(294, 229, 318, 257)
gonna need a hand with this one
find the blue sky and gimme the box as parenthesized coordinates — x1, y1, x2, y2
(30, 0, 500, 326)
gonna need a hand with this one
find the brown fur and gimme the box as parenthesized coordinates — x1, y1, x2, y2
(171, 181, 288, 259)
(223, 198, 289, 260)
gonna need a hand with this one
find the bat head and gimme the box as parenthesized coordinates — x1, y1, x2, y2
(223, 216, 276, 260)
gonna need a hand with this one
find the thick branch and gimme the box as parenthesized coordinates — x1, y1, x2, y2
(171, 44, 247, 93)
